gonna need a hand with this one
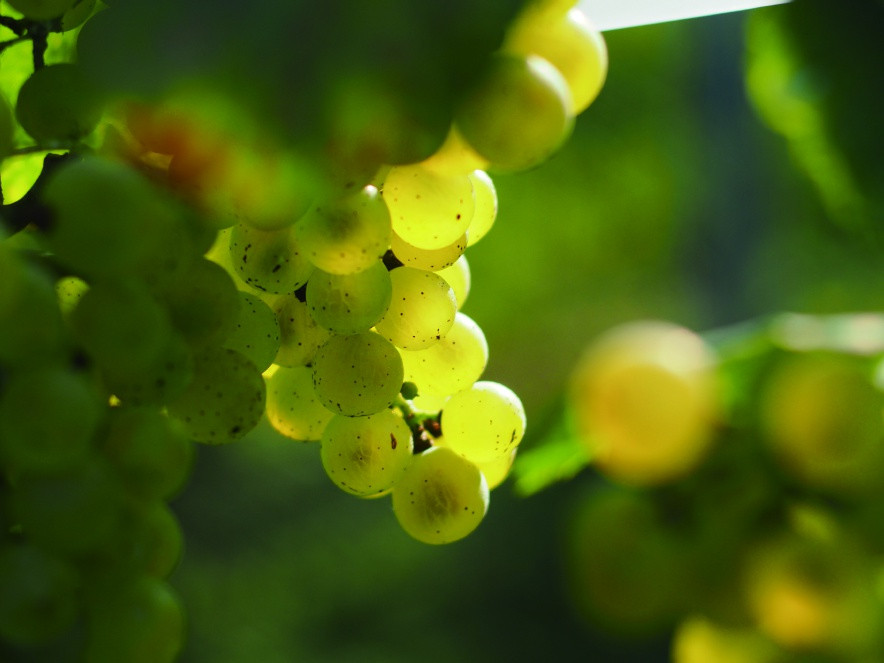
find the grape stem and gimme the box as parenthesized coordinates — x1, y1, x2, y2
(393, 394, 440, 454)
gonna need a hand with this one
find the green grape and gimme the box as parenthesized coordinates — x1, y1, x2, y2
(455, 53, 573, 172)
(441, 381, 526, 464)
(0, 92, 13, 159)
(437, 254, 471, 310)
(7, 0, 76, 19)
(374, 267, 456, 350)
(0, 248, 66, 367)
(159, 257, 241, 348)
(392, 446, 489, 545)
(15, 63, 102, 142)
(400, 311, 488, 399)
(265, 365, 334, 441)
(477, 448, 517, 490)
(101, 407, 193, 501)
(223, 290, 281, 371)
(419, 124, 489, 177)
(55, 274, 89, 320)
(0, 544, 79, 646)
(320, 409, 414, 497)
(0, 365, 103, 473)
(84, 576, 185, 663)
(312, 332, 404, 417)
(391, 230, 466, 271)
(465, 170, 497, 246)
(383, 164, 475, 250)
(42, 156, 182, 279)
(228, 222, 314, 294)
(166, 347, 265, 444)
(102, 332, 194, 406)
(295, 185, 391, 274)
(11, 458, 127, 556)
(60, 0, 96, 31)
(503, 7, 608, 115)
(70, 279, 172, 378)
(273, 294, 331, 367)
(306, 260, 392, 334)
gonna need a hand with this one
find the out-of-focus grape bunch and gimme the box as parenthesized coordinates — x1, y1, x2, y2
(0, 0, 608, 660)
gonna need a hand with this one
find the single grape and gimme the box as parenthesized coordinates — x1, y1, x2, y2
(383, 164, 475, 250)
(295, 185, 391, 274)
(15, 63, 103, 142)
(400, 311, 488, 399)
(374, 267, 457, 350)
(441, 381, 526, 464)
(465, 170, 497, 246)
(0, 544, 79, 646)
(228, 223, 314, 294)
(223, 290, 281, 371)
(101, 407, 193, 501)
(306, 261, 392, 334)
(0, 365, 103, 473)
(455, 53, 573, 172)
(273, 294, 331, 367)
(503, 7, 608, 115)
(392, 446, 489, 545)
(320, 409, 414, 497)
(312, 332, 404, 417)
(391, 231, 466, 272)
(436, 254, 471, 311)
(265, 365, 334, 441)
(166, 347, 266, 444)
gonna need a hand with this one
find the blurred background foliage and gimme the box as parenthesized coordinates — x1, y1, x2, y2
(164, 3, 882, 662)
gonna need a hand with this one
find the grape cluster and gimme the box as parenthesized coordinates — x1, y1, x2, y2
(0, 0, 607, 660)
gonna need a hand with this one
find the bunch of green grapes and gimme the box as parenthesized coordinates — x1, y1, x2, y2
(0, 0, 609, 659)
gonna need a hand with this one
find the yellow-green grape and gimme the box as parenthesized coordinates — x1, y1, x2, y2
(382, 164, 475, 250)
(455, 53, 573, 172)
(672, 617, 780, 663)
(11, 458, 126, 557)
(84, 576, 185, 663)
(0, 248, 66, 368)
(0, 545, 79, 647)
(166, 347, 265, 444)
(55, 274, 88, 320)
(228, 223, 314, 294)
(312, 332, 404, 417)
(295, 185, 391, 274)
(418, 124, 489, 177)
(70, 279, 173, 378)
(159, 257, 241, 348)
(441, 381, 526, 464)
(320, 409, 414, 497)
(265, 365, 334, 441)
(503, 7, 608, 115)
(437, 254, 471, 310)
(306, 261, 392, 334)
(15, 64, 102, 142)
(273, 294, 331, 367)
(0, 93, 13, 159)
(477, 448, 517, 490)
(400, 311, 488, 400)
(374, 267, 457, 350)
(223, 290, 281, 371)
(60, 0, 96, 31)
(465, 170, 497, 247)
(42, 157, 180, 279)
(391, 446, 489, 545)
(570, 321, 719, 486)
(7, 0, 76, 19)
(101, 408, 193, 501)
(391, 231, 466, 271)
(759, 353, 884, 496)
(0, 366, 103, 473)
(102, 333, 194, 407)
